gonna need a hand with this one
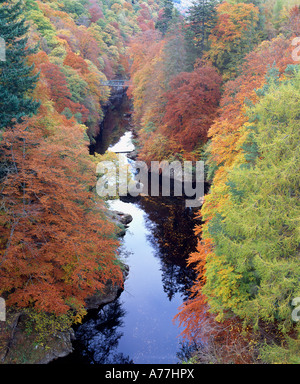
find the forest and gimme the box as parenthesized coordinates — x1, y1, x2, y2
(0, 0, 299, 365)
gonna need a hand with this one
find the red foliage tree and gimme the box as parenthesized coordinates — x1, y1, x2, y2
(0, 116, 122, 316)
(287, 5, 300, 35)
(40, 62, 72, 113)
(40, 62, 89, 122)
(162, 64, 222, 151)
(63, 51, 89, 75)
(76, 28, 101, 66)
(89, 4, 104, 23)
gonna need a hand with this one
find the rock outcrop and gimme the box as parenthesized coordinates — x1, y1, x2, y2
(0, 265, 129, 364)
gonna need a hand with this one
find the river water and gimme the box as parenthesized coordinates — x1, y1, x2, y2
(57, 94, 200, 364)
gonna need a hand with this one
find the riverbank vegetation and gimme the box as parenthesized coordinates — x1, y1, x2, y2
(0, 0, 299, 364)
(128, 0, 300, 364)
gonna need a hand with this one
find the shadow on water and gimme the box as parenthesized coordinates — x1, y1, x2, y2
(132, 195, 198, 302)
(59, 299, 134, 364)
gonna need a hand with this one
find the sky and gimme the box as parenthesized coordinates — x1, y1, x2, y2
(174, 0, 194, 15)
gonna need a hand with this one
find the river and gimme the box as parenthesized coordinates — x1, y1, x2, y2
(57, 93, 200, 364)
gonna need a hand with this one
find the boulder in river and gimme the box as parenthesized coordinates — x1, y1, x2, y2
(108, 209, 133, 236)
(127, 149, 137, 160)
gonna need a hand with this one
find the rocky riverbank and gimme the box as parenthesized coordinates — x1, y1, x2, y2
(0, 209, 132, 364)
(0, 269, 129, 364)
(108, 209, 133, 237)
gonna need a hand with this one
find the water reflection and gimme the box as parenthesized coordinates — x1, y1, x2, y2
(71, 299, 133, 364)
(134, 196, 198, 302)
(106, 200, 190, 364)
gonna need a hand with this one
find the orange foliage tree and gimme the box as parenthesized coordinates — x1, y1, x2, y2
(40, 62, 89, 123)
(205, 1, 260, 80)
(128, 31, 222, 163)
(161, 63, 222, 152)
(0, 113, 122, 319)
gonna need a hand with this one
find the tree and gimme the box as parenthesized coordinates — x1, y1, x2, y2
(76, 26, 101, 67)
(202, 68, 300, 333)
(175, 35, 296, 351)
(0, 114, 122, 321)
(0, 0, 40, 129)
(40, 62, 89, 123)
(205, 1, 260, 80)
(155, 0, 175, 36)
(161, 28, 189, 84)
(127, 30, 166, 126)
(162, 64, 222, 151)
(185, 0, 219, 63)
(285, 4, 300, 36)
(88, 2, 104, 23)
(40, 62, 72, 113)
(63, 51, 90, 75)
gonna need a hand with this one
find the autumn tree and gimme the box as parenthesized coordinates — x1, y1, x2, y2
(162, 64, 222, 152)
(127, 30, 166, 125)
(0, 114, 122, 327)
(76, 26, 101, 67)
(63, 51, 89, 75)
(205, 1, 260, 80)
(88, 1, 104, 23)
(40, 62, 89, 123)
(175, 35, 297, 361)
(161, 29, 189, 85)
(284, 4, 300, 36)
(202, 67, 300, 341)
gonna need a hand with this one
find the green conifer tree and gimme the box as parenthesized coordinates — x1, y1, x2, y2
(185, 0, 219, 65)
(0, 0, 40, 130)
(155, 0, 175, 36)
